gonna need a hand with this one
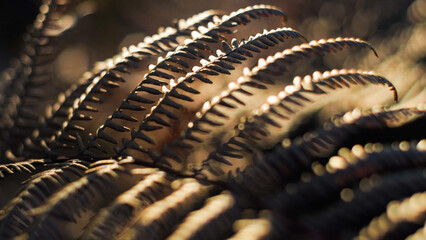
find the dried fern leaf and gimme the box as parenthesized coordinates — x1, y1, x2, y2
(49, 5, 287, 159)
(356, 191, 426, 240)
(81, 170, 173, 240)
(24, 159, 146, 239)
(230, 107, 425, 198)
(167, 191, 239, 240)
(119, 178, 216, 240)
(201, 68, 397, 180)
(0, 160, 87, 239)
(108, 28, 305, 167)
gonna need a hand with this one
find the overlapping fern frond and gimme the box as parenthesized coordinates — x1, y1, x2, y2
(0, 1, 425, 239)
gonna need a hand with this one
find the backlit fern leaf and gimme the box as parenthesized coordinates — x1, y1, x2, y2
(44, 10, 225, 158)
(21, 9, 224, 159)
(0, 2, 424, 239)
(112, 27, 305, 167)
(228, 107, 425, 198)
(49, 5, 287, 158)
(201, 68, 397, 180)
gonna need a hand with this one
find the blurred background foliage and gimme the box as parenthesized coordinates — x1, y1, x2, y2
(0, 0, 425, 102)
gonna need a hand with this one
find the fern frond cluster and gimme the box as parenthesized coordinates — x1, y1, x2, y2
(0, 1, 424, 239)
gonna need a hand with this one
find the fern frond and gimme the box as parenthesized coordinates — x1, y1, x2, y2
(0, 3, 423, 239)
(164, 38, 380, 175)
(228, 216, 275, 240)
(0, 0, 78, 160)
(0, 159, 74, 208)
(167, 191, 239, 240)
(229, 108, 425, 198)
(49, 5, 288, 159)
(300, 169, 426, 236)
(25, 159, 146, 239)
(356, 191, 426, 240)
(120, 179, 216, 240)
(268, 139, 426, 217)
(42, 8, 224, 134)
(81, 170, 173, 239)
(405, 221, 426, 240)
(0, 160, 87, 238)
(108, 28, 305, 166)
(22, 9, 225, 158)
(201, 69, 397, 180)
(0, 159, 49, 180)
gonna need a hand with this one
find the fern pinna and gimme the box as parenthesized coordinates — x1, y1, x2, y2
(0, 1, 425, 239)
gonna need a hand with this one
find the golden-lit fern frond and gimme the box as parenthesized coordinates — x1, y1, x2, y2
(48, 5, 287, 159)
(0, 1, 424, 239)
(21, 9, 226, 159)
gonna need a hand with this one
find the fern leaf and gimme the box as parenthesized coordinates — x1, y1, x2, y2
(49, 5, 288, 159)
(0, 159, 71, 208)
(229, 108, 425, 198)
(228, 217, 275, 240)
(22, 9, 224, 159)
(200, 69, 397, 180)
(167, 191, 239, 240)
(354, 191, 426, 240)
(165, 39, 380, 175)
(268, 140, 426, 217)
(0, 160, 87, 238)
(81, 170, 173, 239)
(24, 159, 146, 239)
(120, 179, 216, 240)
(300, 169, 426, 235)
(406, 224, 426, 240)
(104, 28, 305, 166)
(229, 218, 272, 240)
(0, 3, 423, 239)
(0, 0, 71, 160)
